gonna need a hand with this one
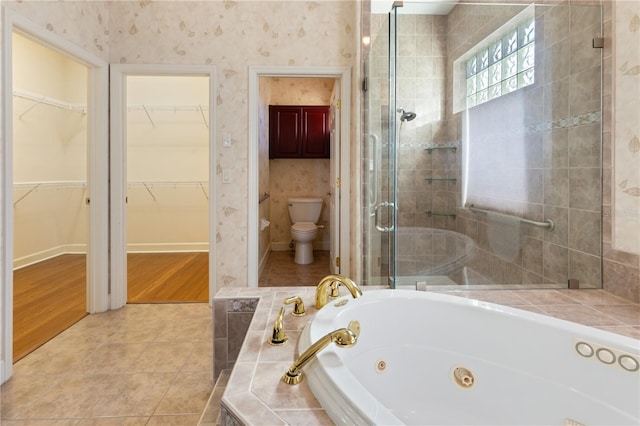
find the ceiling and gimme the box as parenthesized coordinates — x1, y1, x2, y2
(371, 1, 459, 15)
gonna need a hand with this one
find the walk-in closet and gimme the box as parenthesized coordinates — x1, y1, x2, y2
(125, 75, 210, 303)
(12, 33, 89, 361)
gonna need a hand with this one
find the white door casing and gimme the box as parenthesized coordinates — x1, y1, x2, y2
(329, 83, 340, 274)
(248, 66, 351, 287)
(109, 64, 217, 309)
(1, 8, 109, 383)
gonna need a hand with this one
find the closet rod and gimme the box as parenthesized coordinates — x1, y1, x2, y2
(13, 181, 87, 207)
(13, 88, 87, 118)
(128, 104, 210, 112)
(129, 104, 209, 127)
(127, 180, 208, 187)
(14, 180, 87, 187)
(127, 181, 209, 201)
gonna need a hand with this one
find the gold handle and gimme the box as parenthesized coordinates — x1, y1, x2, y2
(283, 296, 305, 316)
(268, 307, 288, 346)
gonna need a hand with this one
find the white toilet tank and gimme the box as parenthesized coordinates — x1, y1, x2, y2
(288, 198, 323, 223)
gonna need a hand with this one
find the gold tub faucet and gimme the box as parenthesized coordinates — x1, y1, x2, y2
(281, 320, 360, 385)
(314, 274, 363, 309)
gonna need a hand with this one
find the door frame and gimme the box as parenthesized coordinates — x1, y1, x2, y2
(248, 66, 351, 286)
(109, 64, 217, 309)
(1, 8, 109, 383)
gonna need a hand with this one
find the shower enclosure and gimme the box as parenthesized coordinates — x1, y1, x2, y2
(364, 1, 603, 290)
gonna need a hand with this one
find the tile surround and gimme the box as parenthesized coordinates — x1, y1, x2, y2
(216, 286, 640, 425)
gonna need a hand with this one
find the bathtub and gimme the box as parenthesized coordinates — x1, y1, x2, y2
(299, 290, 640, 425)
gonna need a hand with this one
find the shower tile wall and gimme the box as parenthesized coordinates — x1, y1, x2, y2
(376, 4, 604, 288)
(394, 13, 459, 277)
(444, 3, 603, 288)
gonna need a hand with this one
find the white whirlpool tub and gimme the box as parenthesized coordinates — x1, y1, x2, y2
(299, 290, 640, 425)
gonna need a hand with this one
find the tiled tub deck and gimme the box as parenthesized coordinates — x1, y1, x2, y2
(212, 287, 640, 425)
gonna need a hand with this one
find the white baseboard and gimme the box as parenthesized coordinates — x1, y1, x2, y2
(258, 243, 271, 277)
(13, 244, 87, 269)
(14, 243, 209, 269)
(126, 242, 209, 253)
(271, 242, 292, 252)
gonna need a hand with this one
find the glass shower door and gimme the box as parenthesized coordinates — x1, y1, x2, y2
(364, 1, 603, 290)
(365, 6, 399, 287)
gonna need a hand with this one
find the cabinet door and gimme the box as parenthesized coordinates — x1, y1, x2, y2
(269, 106, 302, 158)
(302, 106, 330, 158)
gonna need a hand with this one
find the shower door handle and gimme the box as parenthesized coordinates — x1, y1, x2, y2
(374, 201, 394, 232)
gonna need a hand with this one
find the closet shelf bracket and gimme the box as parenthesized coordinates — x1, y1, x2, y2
(142, 105, 156, 128)
(14, 88, 87, 118)
(143, 182, 157, 201)
(13, 184, 41, 207)
(199, 105, 209, 128)
(199, 182, 209, 200)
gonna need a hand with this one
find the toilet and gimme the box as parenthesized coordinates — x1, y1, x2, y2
(287, 197, 323, 265)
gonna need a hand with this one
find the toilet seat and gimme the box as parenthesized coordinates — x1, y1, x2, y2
(292, 222, 317, 233)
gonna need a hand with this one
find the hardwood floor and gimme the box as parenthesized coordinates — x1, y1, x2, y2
(13, 254, 87, 362)
(12, 252, 208, 362)
(127, 252, 209, 303)
(259, 250, 331, 287)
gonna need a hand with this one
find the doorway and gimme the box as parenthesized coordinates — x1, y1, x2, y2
(258, 77, 336, 287)
(2, 10, 109, 383)
(248, 66, 352, 288)
(11, 32, 90, 362)
(110, 66, 216, 308)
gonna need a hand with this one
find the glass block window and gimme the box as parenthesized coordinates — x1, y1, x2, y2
(466, 17, 535, 108)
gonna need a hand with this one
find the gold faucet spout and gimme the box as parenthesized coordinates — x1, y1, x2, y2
(281, 323, 359, 385)
(314, 274, 363, 309)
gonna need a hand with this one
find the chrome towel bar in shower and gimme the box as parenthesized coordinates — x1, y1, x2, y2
(468, 205, 555, 231)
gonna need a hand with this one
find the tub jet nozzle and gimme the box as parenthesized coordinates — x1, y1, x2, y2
(453, 366, 475, 388)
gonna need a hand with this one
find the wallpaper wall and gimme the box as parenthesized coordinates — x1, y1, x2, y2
(613, 1, 640, 255)
(2, 0, 358, 294)
(602, 0, 640, 302)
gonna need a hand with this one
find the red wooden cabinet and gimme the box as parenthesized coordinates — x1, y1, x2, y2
(269, 105, 330, 159)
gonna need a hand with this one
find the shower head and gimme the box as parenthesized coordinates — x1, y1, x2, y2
(397, 108, 417, 122)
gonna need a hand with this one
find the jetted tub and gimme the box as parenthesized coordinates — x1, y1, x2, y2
(299, 290, 640, 425)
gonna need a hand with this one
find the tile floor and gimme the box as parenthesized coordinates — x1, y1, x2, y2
(3, 250, 638, 426)
(1, 303, 213, 425)
(258, 250, 330, 287)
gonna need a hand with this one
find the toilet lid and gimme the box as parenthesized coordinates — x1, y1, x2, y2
(292, 222, 317, 232)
